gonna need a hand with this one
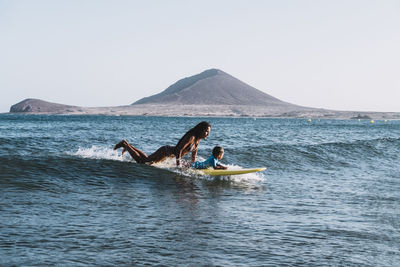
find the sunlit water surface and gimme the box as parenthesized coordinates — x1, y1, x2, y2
(1, 115, 399, 266)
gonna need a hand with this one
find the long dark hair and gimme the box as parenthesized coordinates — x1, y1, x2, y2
(177, 121, 211, 144)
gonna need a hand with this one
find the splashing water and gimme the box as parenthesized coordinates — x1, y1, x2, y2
(70, 146, 266, 184)
(69, 145, 131, 162)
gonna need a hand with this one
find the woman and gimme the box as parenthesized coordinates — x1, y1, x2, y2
(114, 121, 211, 167)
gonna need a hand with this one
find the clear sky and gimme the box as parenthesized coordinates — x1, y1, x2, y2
(1, 0, 399, 113)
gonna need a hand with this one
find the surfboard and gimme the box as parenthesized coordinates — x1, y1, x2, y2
(197, 167, 266, 176)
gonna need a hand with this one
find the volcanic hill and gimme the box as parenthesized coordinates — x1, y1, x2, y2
(133, 69, 294, 107)
(10, 99, 80, 113)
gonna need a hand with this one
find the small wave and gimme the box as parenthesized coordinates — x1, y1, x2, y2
(67, 147, 265, 183)
(67, 145, 131, 162)
(238, 136, 400, 171)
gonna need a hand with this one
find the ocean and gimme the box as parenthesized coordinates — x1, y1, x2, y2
(1, 115, 399, 266)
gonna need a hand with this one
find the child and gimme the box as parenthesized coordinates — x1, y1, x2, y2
(192, 146, 227, 170)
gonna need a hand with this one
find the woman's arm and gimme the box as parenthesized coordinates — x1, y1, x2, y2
(191, 147, 197, 163)
(175, 135, 194, 166)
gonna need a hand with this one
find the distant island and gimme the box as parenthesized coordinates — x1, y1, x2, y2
(8, 69, 400, 119)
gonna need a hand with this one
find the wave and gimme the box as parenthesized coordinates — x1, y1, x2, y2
(21, 134, 395, 184)
(3, 135, 397, 188)
(234, 137, 400, 172)
(67, 145, 266, 184)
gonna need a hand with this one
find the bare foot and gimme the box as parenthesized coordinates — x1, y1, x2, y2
(114, 139, 126, 150)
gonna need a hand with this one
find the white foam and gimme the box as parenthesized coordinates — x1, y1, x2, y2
(68, 145, 131, 162)
(152, 158, 266, 184)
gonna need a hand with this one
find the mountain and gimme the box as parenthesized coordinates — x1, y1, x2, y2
(133, 69, 295, 106)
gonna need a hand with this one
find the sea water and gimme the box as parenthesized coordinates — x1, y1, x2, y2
(0, 115, 399, 266)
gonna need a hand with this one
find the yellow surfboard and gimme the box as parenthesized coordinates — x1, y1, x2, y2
(198, 167, 266, 176)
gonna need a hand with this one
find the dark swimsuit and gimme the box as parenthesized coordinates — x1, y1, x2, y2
(185, 143, 196, 153)
(164, 145, 175, 155)
(165, 142, 196, 157)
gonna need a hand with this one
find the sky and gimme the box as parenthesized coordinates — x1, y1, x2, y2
(1, 0, 400, 113)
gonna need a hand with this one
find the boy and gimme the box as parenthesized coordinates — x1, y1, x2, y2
(192, 146, 227, 170)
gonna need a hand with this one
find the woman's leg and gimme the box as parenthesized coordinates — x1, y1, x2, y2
(123, 140, 148, 159)
(144, 145, 175, 164)
(114, 140, 148, 163)
(114, 141, 175, 164)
